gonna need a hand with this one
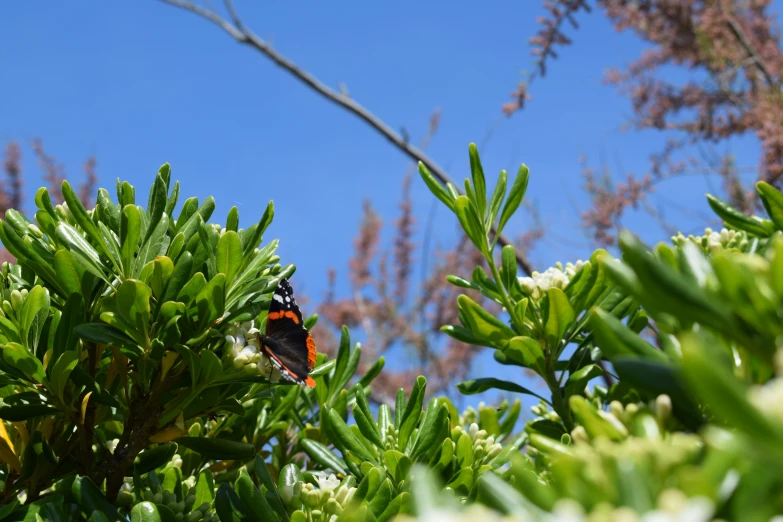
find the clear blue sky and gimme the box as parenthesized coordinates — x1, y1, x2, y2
(0, 2, 770, 410)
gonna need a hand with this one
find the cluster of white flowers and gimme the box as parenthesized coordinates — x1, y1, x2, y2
(280, 472, 357, 522)
(518, 261, 585, 300)
(531, 399, 561, 423)
(672, 227, 748, 254)
(450, 422, 503, 463)
(224, 320, 281, 382)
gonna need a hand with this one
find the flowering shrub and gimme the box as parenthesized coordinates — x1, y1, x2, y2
(2, 145, 783, 521)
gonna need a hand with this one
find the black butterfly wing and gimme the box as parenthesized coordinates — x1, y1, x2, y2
(265, 279, 304, 335)
(262, 278, 316, 388)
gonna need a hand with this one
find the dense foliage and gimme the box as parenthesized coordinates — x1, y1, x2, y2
(0, 145, 782, 521)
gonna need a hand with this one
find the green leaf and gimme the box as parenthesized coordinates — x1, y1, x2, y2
(757, 181, 783, 230)
(353, 385, 384, 448)
(488, 169, 508, 230)
(251, 460, 287, 520)
(446, 274, 480, 290)
(136, 215, 171, 277)
(300, 439, 348, 475)
(439, 324, 486, 346)
(199, 350, 223, 384)
(216, 231, 243, 285)
(116, 279, 152, 336)
(19, 285, 50, 352)
(308, 359, 335, 378)
(615, 232, 735, 334)
(503, 336, 545, 374)
(681, 331, 783, 455)
(74, 323, 138, 351)
(241, 201, 274, 256)
(175, 197, 198, 231)
(410, 398, 449, 461)
(398, 376, 427, 452)
(613, 357, 703, 430)
(132, 443, 178, 475)
(130, 502, 161, 522)
(357, 356, 385, 387)
(225, 206, 239, 233)
(564, 364, 603, 398)
(526, 419, 567, 440)
(497, 164, 529, 238)
(0, 401, 58, 421)
(454, 196, 487, 255)
(369, 478, 395, 517)
(175, 437, 256, 461)
(61, 180, 114, 261)
(457, 378, 547, 402)
(120, 205, 142, 278)
(194, 273, 226, 329)
(144, 173, 168, 244)
(418, 162, 455, 212)
(468, 143, 487, 221)
(2, 342, 46, 383)
(456, 432, 474, 467)
(96, 188, 119, 231)
(707, 193, 774, 236)
(329, 326, 360, 398)
(569, 395, 626, 441)
(383, 450, 412, 483)
(543, 287, 574, 351)
(50, 351, 79, 400)
(149, 256, 174, 299)
(55, 221, 108, 282)
(277, 463, 303, 490)
(326, 407, 377, 463)
(194, 470, 215, 507)
(52, 249, 83, 296)
(35, 187, 58, 219)
(71, 476, 119, 521)
(479, 463, 549, 517)
(215, 482, 249, 522)
(235, 468, 276, 522)
(163, 252, 194, 304)
(118, 180, 135, 207)
(457, 294, 516, 347)
(165, 181, 180, 220)
(589, 308, 668, 363)
(500, 245, 517, 292)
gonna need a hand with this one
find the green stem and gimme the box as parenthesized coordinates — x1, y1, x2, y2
(546, 368, 574, 432)
(486, 255, 525, 335)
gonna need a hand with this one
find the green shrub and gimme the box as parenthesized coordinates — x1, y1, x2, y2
(2, 145, 783, 521)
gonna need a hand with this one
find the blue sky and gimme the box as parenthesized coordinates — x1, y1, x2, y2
(0, 2, 771, 412)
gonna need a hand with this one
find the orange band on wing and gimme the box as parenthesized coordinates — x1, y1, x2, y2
(306, 333, 317, 371)
(268, 311, 300, 324)
(304, 376, 316, 388)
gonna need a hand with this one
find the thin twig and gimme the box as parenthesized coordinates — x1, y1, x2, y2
(724, 15, 779, 90)
(158, 0, 536, 275)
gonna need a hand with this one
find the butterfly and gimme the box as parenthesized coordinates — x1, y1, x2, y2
(259, 278, 317, 388)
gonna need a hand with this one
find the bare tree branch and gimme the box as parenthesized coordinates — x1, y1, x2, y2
(158, 0, 536, 276)
(724, 14, 779, 91)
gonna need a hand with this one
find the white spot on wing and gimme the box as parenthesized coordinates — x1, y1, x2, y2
(273, 294, 284, 304)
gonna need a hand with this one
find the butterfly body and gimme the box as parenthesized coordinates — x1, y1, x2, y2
(259, 278, 317, 388)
